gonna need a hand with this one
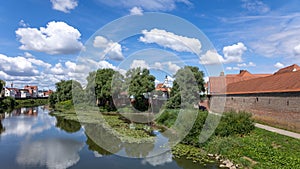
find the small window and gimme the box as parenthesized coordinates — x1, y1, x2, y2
(287, 100, 289, 106)
(231, 97, 233, 101)
(268, 99, 271, 104)
(256, 97, 259, 102)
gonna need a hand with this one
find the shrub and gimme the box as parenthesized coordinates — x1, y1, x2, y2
(155, 109, 179, 127)
(215, 111, 255, 137)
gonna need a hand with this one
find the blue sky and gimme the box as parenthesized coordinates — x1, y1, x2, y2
(1, 0, 300, 89)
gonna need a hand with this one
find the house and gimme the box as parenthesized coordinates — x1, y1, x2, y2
(43, 90, 53, 97)
(24, 85, 38, 98)
(38, 90, 45, 97)
(208, 64, 300, 132)
(19, 89, 30, 98)
(4, 88, 20, 98)
(155, 76, 171, 99)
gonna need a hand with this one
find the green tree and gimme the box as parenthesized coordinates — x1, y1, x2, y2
(49, 80, 83, 106)
(86, 68, 124, 111)
(166, 66, 205, 109)
(125, 67, 155, 112)
(0, 80, 5, 97)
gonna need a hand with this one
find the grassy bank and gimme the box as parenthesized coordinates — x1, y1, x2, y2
(0, 97, 48, 113)
(156, 109, 300, 168)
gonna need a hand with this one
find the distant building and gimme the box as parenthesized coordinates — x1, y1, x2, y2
(24, 85, 38, 98)
(4, 88, 20, 98)
(19, 89, 30, 98)
(43, 90, 53, 97)
(155, 76, 171, 99)
(208, 64, 300, 131)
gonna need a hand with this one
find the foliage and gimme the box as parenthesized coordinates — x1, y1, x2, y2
(203, 128, 300, 168)
(15, 99, 48, 108)
(215, 111, 255, 137)
(49, 80, 83, 107)
(86, 68, 123, 111)
(0, 79, 5, 93)
(155, 109, 179, 127)
(166, 66, 205, 109)
(0, 97, 16, 113)
(55, 116, 81, 133)
(125, 67, 155, 111)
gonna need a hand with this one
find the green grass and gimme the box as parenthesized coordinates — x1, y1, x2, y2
(202, 128, 300, 168)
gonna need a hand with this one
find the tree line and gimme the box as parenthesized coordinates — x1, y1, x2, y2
(49, 66, 205, 112)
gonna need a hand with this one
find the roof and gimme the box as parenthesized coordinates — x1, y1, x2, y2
(226, 68, 300, 94)
(274, 64, 300, 75)
(6, 88, 19, 92)
(155, 83, 170, 92)
(209, 70, 271, 94)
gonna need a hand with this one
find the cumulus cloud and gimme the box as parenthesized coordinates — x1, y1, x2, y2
(274, 62, 285, 69)
(19, 20, 29, 27)
(199, 50, 225, 65)
(0, 54, 42, 76)
(50, 0, 78, 13)
(242, 0, 270, 14)
(223, 42, 247, 63)
(130, 6, 143, 15)
(17, 139, 83, 169)
(167, 61, 180, 74)
(93, 36, 124, 61)
(130, 60, 149, 69)
(226, 67, 240, 70)
(237, 62, 256, 67)
(96, 0, 191, 11)
(16, 21, 83, 55)
(50, 63, 65, 75)
(140, 28, 202, 55)
(293, 44, 300, 55)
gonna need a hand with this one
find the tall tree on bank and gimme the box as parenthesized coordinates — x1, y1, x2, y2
(166, 66, 205, 109)
(125, 67, 155, 111)
(86, 68, 124, 111)
(0, 80, 5, 96)
(49, 80, 83, 106)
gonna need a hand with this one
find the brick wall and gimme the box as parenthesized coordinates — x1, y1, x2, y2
(208, 92, 300, 132)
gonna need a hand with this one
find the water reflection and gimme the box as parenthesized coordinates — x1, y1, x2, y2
(0, 120, 4, 134)
(142, 151, 173, 166)
(17, 138, 84, 169)
(55, 116, 81, 133)
(1, 107, 55, 137)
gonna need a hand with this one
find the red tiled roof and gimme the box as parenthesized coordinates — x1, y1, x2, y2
(274, 64, 300, 75)
(209, 70, 271, 94)
(226, 64, 300, 94)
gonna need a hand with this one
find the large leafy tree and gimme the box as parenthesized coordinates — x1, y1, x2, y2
(125, 67, 155, 111)
(0, 80, 5, 96)
(166, 66, 205, 109)
(49, 80, 83, 106)
(86, 68, 124, 111)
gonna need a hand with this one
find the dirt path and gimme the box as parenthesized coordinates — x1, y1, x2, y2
(255, 123, 300, 139)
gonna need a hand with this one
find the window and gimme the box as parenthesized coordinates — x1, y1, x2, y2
(256, 97, 259, 102)
(287, 100, 289, 106)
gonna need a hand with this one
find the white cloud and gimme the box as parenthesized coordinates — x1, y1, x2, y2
(223, 42, 247, 63)
(226, 67, 240, 70)
(242, 0, 270, 14)
(16, 21, 83, 55)
(19, 20, 29, 27)
(139, 28, 202, 55)
(130, 60, 149, 69)
(199, 50, 225, 65)
(96, 0, 191, 11)
(17, 139, 83, 169)
(237, 62, 256, 67)
(24, 52, 33, 58)
(93, 36, 124, 61)
(167, 61, 180, 74)
(294, 44, 300, 55)
(50, 63, 65, 75)
(50, 0, 78, 13)
(274, 62, 285, 69)
(0, 54, 40, 76)
(28, 58, 52, 68)
(130, 6, 143, 15)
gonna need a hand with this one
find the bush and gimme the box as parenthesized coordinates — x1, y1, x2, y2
(155, 109, 179, 127)
(215, 111, 255, 137)
(56, 100, 74, 110)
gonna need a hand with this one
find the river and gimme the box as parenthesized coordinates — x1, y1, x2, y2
(0, 106, 220, 169)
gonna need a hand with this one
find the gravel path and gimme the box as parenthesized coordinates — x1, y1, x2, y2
(255, 123, 300, 139)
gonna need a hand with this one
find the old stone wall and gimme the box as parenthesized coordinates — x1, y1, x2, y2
(209, 92, 300, 113)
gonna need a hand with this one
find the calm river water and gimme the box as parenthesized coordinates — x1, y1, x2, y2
(0, 106, 220, 169)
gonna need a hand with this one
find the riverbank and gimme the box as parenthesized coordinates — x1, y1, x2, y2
(51, 103, 300, 168)
(0, 97, 48, 113)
